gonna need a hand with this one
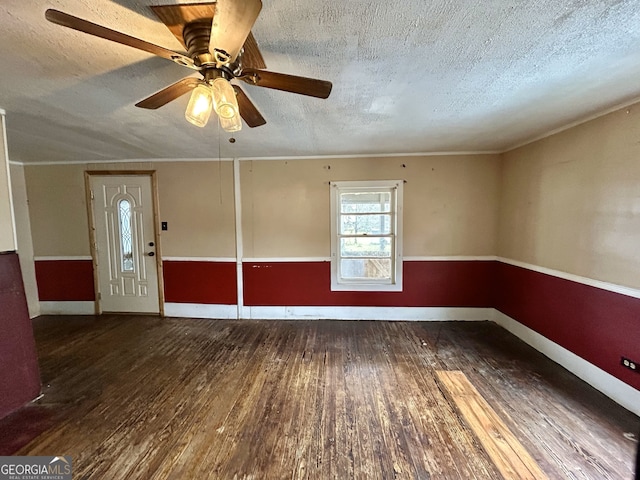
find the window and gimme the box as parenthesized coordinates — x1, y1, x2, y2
(118, 198, 134, 272)
(330, 180, 403, 291)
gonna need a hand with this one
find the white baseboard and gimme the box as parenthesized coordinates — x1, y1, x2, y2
(37, 303, 491, 322)
(39, 301, 95, 315)
(163, 304, 492, 321)
(164, 303, 238, 320)
(239, 306, 492, 321)
(493, 310, 640, 417)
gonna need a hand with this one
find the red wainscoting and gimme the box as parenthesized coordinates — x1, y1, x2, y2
(0, 253, 41, 419)
(494, 262, 640, 391)
(242, 260, 496, 307)
(34, 260, 94, 301)
(163, 261, 237, 305)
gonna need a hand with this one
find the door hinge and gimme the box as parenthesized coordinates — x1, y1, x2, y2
(90, 190, 94, 200)
(97, 292, 101, 300)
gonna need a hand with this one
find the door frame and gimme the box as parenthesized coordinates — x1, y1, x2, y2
(84, 170, 165, 316)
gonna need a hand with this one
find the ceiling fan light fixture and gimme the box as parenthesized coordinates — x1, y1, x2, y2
(185, 84, 213, 127)
(219, 111, 242, 133)
(211, 77, 239, 120)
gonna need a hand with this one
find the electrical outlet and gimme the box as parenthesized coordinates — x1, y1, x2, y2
(621, 356, 639, 372)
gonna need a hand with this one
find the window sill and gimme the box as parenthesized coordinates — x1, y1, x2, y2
(330, 282, 403, 292)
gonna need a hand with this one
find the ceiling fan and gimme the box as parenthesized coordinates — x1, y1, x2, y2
(45, 1, 332, 132)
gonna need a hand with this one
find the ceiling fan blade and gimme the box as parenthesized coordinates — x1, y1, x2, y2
(136, 78, 202, 109)
(242, 32, 266, 70)
(233, 86, 266, 127)
(209, 0, 262, 64)
(45, 9, 197, 70)
(240, 69, 332, 99)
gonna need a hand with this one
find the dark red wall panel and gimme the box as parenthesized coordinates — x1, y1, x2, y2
(494, 262, 640, 390)
(163, 261, 237, 305)
(0, 253, 41, 419)
(35, 260, 94, 301)
(242, 260, 495, 307)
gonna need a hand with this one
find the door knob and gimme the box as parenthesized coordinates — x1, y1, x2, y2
(147, 252, 155, 257)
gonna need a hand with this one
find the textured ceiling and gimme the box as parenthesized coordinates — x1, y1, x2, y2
(1, 0, 640, 164)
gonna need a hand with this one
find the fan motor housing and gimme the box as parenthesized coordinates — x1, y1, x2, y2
(183, 20, 216, 66)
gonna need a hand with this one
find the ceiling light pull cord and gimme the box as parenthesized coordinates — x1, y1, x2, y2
(218, 119, 223, 205)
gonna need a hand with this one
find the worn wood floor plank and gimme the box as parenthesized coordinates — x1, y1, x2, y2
(436, 370, 549, 480)
(425, 322, 635, 479)
(2, 317, 637, 480)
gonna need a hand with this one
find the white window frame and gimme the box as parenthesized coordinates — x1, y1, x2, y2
(330, 180, 403, 292)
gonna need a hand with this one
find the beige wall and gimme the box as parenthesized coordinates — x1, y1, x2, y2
(24, 160, 237, 259)
(10, 163, 39, 317)
(24, 154, 501, 261)
(0, 114, 16, 252)
(156, 161, 236, 258)
(498, 102, 640, 289)
(241, 155, 501, 258)
(25, 164, 90, 256)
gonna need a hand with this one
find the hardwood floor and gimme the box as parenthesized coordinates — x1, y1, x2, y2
(2, 316, 638, 479)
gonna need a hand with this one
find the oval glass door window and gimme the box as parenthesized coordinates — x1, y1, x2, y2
(118, 198, 134, 272)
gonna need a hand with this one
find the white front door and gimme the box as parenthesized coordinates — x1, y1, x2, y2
(90, 175, 160, 313)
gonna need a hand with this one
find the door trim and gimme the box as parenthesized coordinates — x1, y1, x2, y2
(84, 171, 165, 316)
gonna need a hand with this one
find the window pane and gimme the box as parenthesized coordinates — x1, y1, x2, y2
(341, 191, 391, 213)
(340, 237, 391, 257)
(118, 199, 134, 272)
(340, 214, 391, 235)
(341, 258, 392, 279)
